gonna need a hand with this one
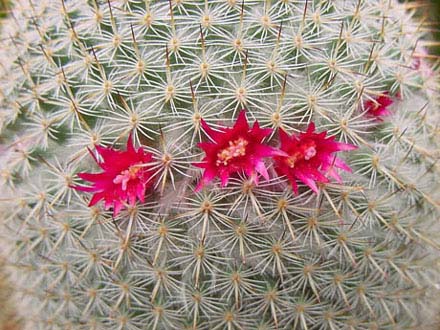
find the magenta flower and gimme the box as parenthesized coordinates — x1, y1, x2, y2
(194, 111, 282, 191)
(274, 123, 357, 193)
(412, 45, 434, 78)
(73, 136, 155, 216)
(364, 93, 394, 120)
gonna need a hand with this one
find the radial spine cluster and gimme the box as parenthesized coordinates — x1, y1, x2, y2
(0, 0, 439, 329)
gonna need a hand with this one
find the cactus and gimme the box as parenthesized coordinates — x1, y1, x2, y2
(0, 0, 439, 329)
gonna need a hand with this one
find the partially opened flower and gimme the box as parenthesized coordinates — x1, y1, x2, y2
(364, 93, 394, 120)
(194, 111, 281, 191)
(412, 45, 434, 78)
(274, 123, 357, 193)
(72, 135, 155, 216)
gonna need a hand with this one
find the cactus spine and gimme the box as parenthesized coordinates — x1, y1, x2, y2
(0, 0, 439, 329)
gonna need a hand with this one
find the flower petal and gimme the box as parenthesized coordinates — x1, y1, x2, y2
(72, 135, 155, 215)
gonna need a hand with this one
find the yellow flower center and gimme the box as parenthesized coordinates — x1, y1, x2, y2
(216, 138, 249, 166)
(304, 145, 317, 160)
(113, 165, 141, 191)
(286, 154, 299, 168)
(285, 142, 317, 169)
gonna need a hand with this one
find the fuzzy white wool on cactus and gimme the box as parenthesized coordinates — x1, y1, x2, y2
(0, 0, 439, 329)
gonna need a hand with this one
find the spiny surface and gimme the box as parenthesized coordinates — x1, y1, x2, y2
(0, 0, 439, 329)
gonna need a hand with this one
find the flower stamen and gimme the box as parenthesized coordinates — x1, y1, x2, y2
(216, 138, 249, 166)
(286, 154, 299, 168)
(303, 143, 317, 160)
(113, 165, 141, 191)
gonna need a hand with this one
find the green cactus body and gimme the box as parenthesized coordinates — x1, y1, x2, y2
(0, 0, 439, 329)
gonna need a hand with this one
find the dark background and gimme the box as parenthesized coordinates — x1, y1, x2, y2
(427, 0, 440, 55)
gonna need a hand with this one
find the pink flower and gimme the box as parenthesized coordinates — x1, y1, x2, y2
(73, 136, 155, 216)
(364, 93, 394, 120)
(412, 45, 434, 78)
(194, 110, 282, 190)
(274, 123, 357, 193)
